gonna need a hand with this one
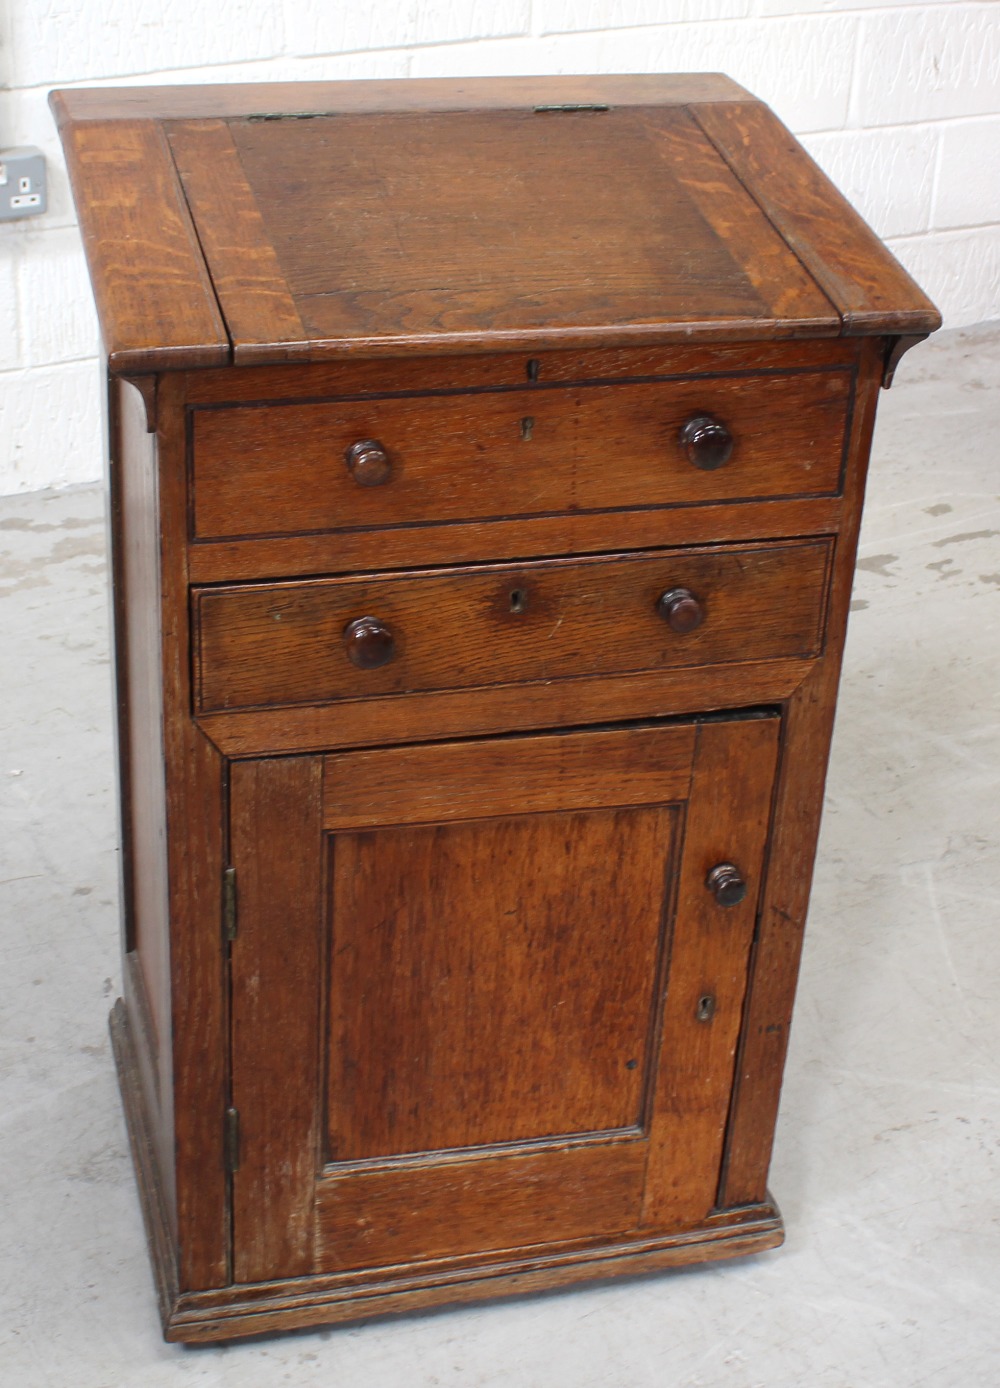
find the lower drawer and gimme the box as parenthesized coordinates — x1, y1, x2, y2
(193, 539, 832, 715)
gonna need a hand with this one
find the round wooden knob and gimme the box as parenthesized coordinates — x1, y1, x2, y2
(657, 588, 704, 634)
(679, 414, 734, 471)
(343, 616, 395, 669)
(345, 439, 392, 487)
(706, 863, 748, 907)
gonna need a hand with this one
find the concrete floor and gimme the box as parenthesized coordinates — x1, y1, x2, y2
(1, 323, 998, 1386)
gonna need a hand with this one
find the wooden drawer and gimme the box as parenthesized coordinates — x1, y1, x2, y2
(193, 539, 832, 714)
(189, 368, 852, 543)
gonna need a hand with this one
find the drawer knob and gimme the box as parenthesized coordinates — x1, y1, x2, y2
(345, 439, 392, 487)
(657, 587, 704, 634)
(344, 616, 396, 669)
(706, 863, 748, 907)
(679, 414, 734, 470)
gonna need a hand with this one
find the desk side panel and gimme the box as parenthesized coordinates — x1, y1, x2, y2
(114, 374, 177, 1241)
(156, 375, 231, 1291)
(113, 373, 231, 1293)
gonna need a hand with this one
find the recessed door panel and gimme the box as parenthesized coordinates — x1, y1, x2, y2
(230, 715, 779, 1283)
(327, 803, 678, 1162)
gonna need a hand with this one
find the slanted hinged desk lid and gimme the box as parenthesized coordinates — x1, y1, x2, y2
(52, 75, 939, 375)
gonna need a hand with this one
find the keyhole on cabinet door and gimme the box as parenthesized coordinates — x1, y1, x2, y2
(509, 588, 529, 614)
(696, 993, 716, 1023)
(520, 416, 535, 441)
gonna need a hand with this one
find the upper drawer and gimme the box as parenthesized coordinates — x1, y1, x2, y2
(190, 369, 852, 543)
(193, 539, 832, 715)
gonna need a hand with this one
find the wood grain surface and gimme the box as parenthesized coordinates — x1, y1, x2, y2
(51, 74, 754, 125)
(166, 119, 308, 357)
(182, 337, 859, 405)
(185, 493, 845, 589)
(53, 76, 940, 374)
(193, 105, 837, 358)
(154, 375, 231, 1291)
(641, 715, 780, 1228)
(322, 722, 695, 830)
(66, 73, 940, 1342)
(326, 804, 677, 1159)
(694, 101, 941, 336)
(316, 1143, 649, 1271)
(229, 715, 779, 1280)
(198, 656, 810, 761)
(194, 540, 831, 714)
(161, 1202, 782, 1340)
(191, 366, 852, 541)
(54, 119, 228, 373)
(230, 756, 324, 1284)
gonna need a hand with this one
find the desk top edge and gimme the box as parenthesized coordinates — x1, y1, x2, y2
(49, 74, 754, 125)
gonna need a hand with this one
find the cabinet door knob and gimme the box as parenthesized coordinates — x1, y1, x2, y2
(345, 439, 392, 487)
(706, 863, 748, 907)
(657, 587, 704, 633)
(679, 414, 734, 470)
(344, 616, 396, 669)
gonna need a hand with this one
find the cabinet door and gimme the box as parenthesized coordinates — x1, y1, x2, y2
(229, 715, 779, 1284)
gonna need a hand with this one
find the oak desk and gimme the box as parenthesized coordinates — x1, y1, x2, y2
(53, 74, 939, 1342)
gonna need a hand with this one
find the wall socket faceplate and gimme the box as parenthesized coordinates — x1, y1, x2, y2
(0, 149, 47, 220)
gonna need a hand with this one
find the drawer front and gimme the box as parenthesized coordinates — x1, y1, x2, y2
(194, 540, 832, 714)
(190, 369, 852, 542)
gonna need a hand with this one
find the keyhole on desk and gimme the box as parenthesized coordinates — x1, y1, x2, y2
(520, 416, 535, 441)
(509, 588, 529, 614)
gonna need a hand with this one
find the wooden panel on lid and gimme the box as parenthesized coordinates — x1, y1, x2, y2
(54, 120, 229, 373)
(693, 101, 941, 337)
(209, 106, 836, 359)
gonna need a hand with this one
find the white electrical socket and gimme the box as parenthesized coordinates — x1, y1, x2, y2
(0, 149, 47, 220)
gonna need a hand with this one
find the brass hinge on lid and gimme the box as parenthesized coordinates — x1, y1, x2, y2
(224, 1107, 240, 1174)
(222, 866, 237, 942)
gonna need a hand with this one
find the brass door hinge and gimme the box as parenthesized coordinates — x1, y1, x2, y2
(224, 1106, 240, 1173)
(223, 866, 237, 942)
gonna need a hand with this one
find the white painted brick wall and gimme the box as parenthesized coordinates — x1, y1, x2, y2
(936, 117, 1000, 230)
(1, 0, 998, 494)
(14, 229, 100, 367)
(7, 0, 285, 88)
(0, 362, 102, 493)
(408, 18, 859, 130)
(854, 6, 1000, 125)
(802, 127, 937, 239)
(0, 256, 20, 373)
(536, 1, 752, 30)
